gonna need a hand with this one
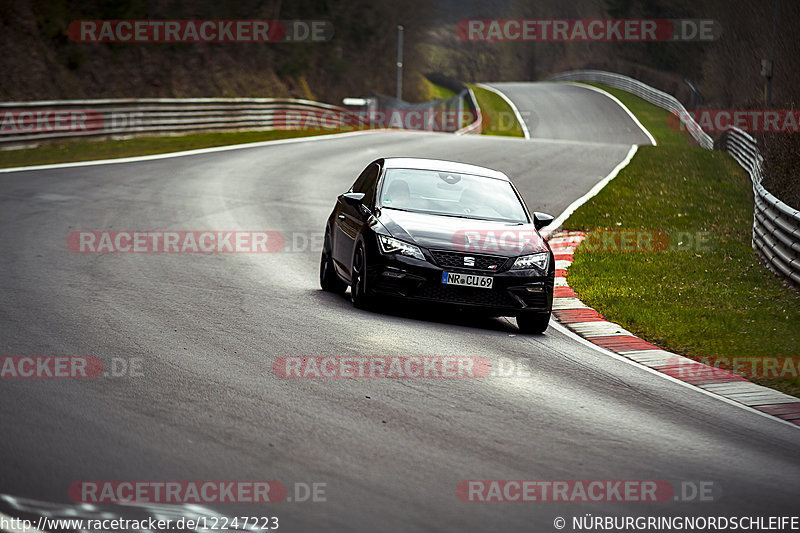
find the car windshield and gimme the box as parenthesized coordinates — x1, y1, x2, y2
(379, 168, 528, 223)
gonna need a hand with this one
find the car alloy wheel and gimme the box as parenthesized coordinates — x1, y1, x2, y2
(351, 244, 371, 309)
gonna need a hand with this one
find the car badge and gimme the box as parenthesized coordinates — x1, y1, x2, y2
(464, 256, 475, 267)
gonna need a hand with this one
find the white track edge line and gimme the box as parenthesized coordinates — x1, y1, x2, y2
(540, 115, 796, 429)
(4, 85, 793, 429)
(0, 129, 392, 173)
(525, 137, 629, 147)
(547, 321, 799, 430)
(562, 81, 657, 146)
(544, 144, 638, 232)
(476, 83, 531, 140)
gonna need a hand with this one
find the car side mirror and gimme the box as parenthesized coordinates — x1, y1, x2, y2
(533, 212, 554, 230)
(341, 192, 365, 206)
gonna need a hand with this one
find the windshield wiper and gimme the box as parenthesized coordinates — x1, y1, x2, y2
(420, 211, 526, 223)
(384, 206, 526, 224)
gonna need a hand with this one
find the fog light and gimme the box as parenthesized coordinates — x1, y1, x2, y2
(382, 271, 406, 279)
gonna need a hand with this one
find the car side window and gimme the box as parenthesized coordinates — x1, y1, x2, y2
(352, 163, 380, 208)
(360, 164, 381, 208)
(351, 164, 373, 193)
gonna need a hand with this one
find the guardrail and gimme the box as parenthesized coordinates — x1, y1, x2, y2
(370, 73, 482, 135)
(0, 98, 366, 146)
(548, 70, 713, 149)
(549, 69, 799, 288)
(0, 89, 482, 147)
(455, 87, 483, 135)
(717, 128, 800, 286)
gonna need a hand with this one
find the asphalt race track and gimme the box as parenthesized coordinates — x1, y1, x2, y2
(487, 82, 653, 144)
(1, 83, 798, 532)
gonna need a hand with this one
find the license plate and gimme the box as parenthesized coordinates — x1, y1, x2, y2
(441, 272, 493, 289)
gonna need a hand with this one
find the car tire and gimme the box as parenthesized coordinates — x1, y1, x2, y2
(516, 312, 550, 334)
(320, 233, 347, 295)
(350, 244, 373, 309)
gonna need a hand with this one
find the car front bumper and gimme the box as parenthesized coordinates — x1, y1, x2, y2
(365, 252, 554, 316)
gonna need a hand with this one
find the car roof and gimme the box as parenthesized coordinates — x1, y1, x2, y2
(380, 158, 510, 181)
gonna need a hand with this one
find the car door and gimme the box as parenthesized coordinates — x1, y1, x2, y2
(333, 162, 380, 279)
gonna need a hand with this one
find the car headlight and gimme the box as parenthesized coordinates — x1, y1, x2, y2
(378, 235, 425, 261)
(511, 252, 549, 271)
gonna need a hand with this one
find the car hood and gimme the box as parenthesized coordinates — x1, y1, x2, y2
(377, 209, 548, 257)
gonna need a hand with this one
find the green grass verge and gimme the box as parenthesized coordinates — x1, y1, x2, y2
(566, 83, 800, 398)
(0, 129, 347, 169)
(419, 75, 457, 101)
(421, 78, 478, 130)
(469, 85, 524, 137)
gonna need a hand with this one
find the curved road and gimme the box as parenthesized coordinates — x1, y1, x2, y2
(0, 83, 797, 532)
(488, 82, 654, 144)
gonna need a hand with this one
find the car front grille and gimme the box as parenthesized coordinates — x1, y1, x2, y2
(412, 283, 519, 308)
(430, 250, 510, 272)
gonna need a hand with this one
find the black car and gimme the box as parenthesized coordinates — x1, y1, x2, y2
(320, 158, 556, 333)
